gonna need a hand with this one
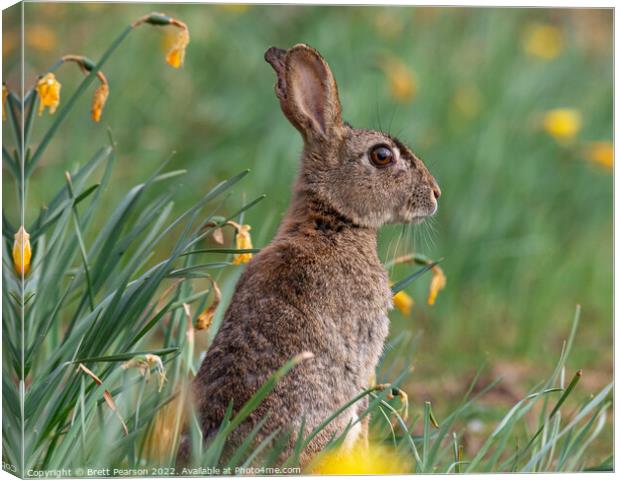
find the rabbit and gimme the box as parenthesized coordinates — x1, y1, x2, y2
(186, 44, 441, 467)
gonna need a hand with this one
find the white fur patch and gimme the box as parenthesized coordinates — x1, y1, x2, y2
(343, 411, 362, 450)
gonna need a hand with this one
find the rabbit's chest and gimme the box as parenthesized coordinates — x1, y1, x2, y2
(319, 265, 392, 382)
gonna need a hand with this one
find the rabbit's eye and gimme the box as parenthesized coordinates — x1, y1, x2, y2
(369, 145, 394, 168)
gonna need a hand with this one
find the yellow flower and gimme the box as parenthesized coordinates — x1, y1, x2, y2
(309, 442, 412, 474)
(166, 28, 190, 68)
(91, 83, 109, 122)
(543, 108, 582, 143)
(586, 141, 613, 170)
(452, 85, 482, 119)
(383, 57, 417, 103)
(26, 24, 57, 52)
(393, 290, 414, 316)
(523, 23, 564, 60)
(232, 224, 253, 265)
(2, 83, 7, 120)
(196, 280, 221, 331)
(12, 226, 32, 276)
(36, 72, 61, 116)
(428, 265, 446, 306)
(217, 4, 250, 13)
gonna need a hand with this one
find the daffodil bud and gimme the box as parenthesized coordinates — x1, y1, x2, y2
(427, 265, 446, 306)
(12, 226, 32, 276)
(91, 83, 109, 122)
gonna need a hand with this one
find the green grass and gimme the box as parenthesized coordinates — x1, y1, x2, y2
(2, 4, 612, 475)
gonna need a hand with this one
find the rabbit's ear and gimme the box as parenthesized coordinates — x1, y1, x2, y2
(265, 44, 342, 141)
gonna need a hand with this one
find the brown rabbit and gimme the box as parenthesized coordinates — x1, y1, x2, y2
(189, 44, 440, 466)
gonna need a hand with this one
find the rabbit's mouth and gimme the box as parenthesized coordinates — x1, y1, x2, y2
(405, 193, 438, 224)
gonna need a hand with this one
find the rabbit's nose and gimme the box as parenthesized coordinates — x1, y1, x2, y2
(432, 184, 441, 199)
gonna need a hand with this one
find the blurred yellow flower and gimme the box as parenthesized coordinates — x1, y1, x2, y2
(523, 23, 564, 60)
(12, 226, 32, 276)
(91, 83, 109, 122)
(374, 12, 404, 40)
(383, 56, 417, 103)
(428, 265, 446, 305)
(2, 83, 7, 120)
(217, 4, 250, 13)
(232, 224, 253, 265)
(393, 290, 414, 316)
(143, 384, 190, 462)
(26, 24, 57, 52)
(543, 108, 582, 143)
(166, 28, 190, 69)
(36, 73, 61, 116)
(586, 141, 613, 170)
(452, 85, 482, 119)
(309, 442, 412, 474)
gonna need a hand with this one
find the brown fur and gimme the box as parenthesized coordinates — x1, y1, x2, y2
(186, 44, 440, 466)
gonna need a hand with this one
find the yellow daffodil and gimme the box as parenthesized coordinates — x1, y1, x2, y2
(309, 442, 412, 474)
(586, 141, 613, 170)
(428, 265, 446, 305)
(543, 108, 582, 143)
(523, 23, 564, 60)
(166, 27, 190, 68)
(196, 280, 221, 331)
(91, 83, 109, 122)
(232, 224, 253, 265)
(393, 290, 414, 316)
(122, 354, 167, 392)
(383, 56, 417, 103)
(36, 72, 61, 116)
(12, 226, 32, 276)
(2, 83, 7, 120)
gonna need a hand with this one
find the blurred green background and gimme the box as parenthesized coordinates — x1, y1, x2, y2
(3, 2, 613, 455)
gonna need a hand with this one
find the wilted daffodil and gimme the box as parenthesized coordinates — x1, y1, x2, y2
(543, 108, 582, 143)
(232, 224, 254, 265)
(393, 289, 414, 316)
(91, 82, 109, 122)
(132, 13, 190, 68)
(36, 72, 61, 115)
(166, 27, 190, 68)
(428, 265, 447, 305)
(196, 280, 221, 331)
(12, 226, 32, 276)
(122, 354, 167, 392)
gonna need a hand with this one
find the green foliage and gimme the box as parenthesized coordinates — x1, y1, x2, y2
(2, 5, 612, 475)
